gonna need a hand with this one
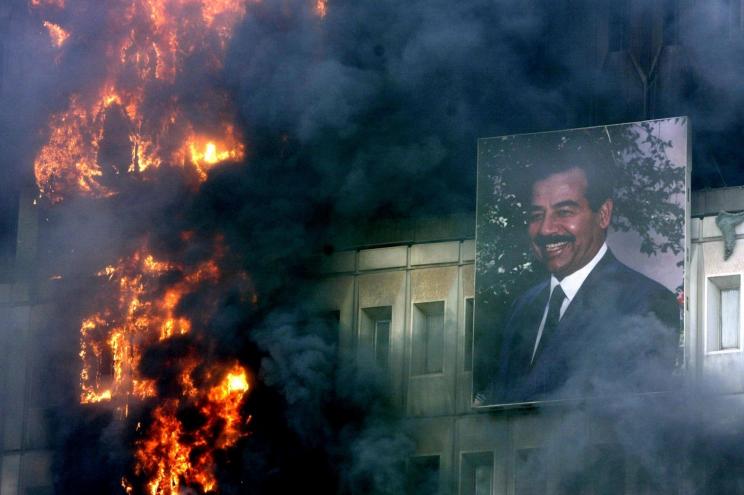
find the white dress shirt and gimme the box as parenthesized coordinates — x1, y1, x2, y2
(531, 243, 608, 364)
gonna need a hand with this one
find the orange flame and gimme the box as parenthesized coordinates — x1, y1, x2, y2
(79, 245, 222, 406)
(128, 365, 251, 495)
(32, 0, 249, 203)
(31, 0, 65, 7)
(43, 21, 69, 48)
(30, 1, 271, 492)
(315, 0, 327, 17)
(80, 239, 254, 493)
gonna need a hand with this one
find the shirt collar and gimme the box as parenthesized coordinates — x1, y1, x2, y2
(549, 243, 608, 302)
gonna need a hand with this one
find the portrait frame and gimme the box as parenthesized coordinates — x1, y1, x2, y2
(472, 117, 690, 408)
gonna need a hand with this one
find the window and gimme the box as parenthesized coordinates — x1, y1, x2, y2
(360, 306, 392, 369)
(464, 298, 474, 372)
(407, 455, 439, 495)
(707, 274, 741, 352)
(411, 301, 445, 375)
(461, 452, 493, 495)
(374, 319, 391, 369)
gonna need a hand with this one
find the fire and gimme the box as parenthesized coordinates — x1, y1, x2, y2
(31, 0, 64, 7)
(128, 365, 251, 495)
(80, 244, 221, 406)
(315, 0, 327, 17)
(180, 125, 246, 180)
(42, 21, 69, 48)
(29, 0, 277, 492)
(31, 0, 249, 203)
(80, 239, 253, 493)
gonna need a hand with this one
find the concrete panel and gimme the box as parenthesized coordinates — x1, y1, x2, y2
(688, 243, 703, 372)
(408, 267, 458, 417)
(407, 375, 455, 417)
(457, 265, 476, 413)
(358, 271, 406, 309)
(461, 240, 475, 262)
(702, 352, 744, 394)
(408, 416, 453, 454)
(20, 451, 52, 491)
(1, 454, 20, 495)
(510, 410, 563, 450)
(411, 242, 460, 266)
(462, 265, 474, 299)
(455, 413, 508, 452)
(320, 251, 356, 274)
(411, 266, 457, 304)
(26, 304, 55, 410)
(700, 216, 717, 240)
(700, 214, 744, 242)
(455, 414, 509, 495)
(0, 284, 10, 304)
(2, 306, 30, 451)
(358, 271, 406, 404)
(358, 246, 407, 271)
(312, 276, 355, 354)
(690, 218, 701, 241)
(11, 283, 31, 305)
(703, 241, 744, 274)
(23, 408, 49, 450)
(14, 188, 39, 282)
(692, 186, 744, 217)
(408, 416, 455, 495)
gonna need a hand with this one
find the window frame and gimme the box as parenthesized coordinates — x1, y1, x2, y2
(704, 272, 743, 355)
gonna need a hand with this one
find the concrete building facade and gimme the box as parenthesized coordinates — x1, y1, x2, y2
(314, 189, 744, 494)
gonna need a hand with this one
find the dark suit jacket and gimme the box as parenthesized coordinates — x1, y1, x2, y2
(486, 250, 680, 404)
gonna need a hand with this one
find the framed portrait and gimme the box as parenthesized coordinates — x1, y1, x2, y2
(473, 117, 689, 407)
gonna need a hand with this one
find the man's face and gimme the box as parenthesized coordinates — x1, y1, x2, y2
(528, 167, 612, 279)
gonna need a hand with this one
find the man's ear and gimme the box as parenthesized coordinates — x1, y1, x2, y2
(598, 199, 613, 229)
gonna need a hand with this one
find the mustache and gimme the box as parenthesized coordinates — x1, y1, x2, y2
(534, 234, 575, 247)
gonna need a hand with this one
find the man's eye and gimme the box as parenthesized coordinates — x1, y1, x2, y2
(529, 213, 543, 222)
(556, 209, 574, 217)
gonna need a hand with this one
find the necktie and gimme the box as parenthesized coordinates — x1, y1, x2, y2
(531, 285, 567, 365)
(543, 285, 566, 336)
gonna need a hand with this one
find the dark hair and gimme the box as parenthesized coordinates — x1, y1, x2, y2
(516, 130, 615, 211)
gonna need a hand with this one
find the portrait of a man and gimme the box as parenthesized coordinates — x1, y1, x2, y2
(474, 119, 687, 406)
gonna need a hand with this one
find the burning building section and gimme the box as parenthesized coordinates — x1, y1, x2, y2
(27, 0, 269, 493)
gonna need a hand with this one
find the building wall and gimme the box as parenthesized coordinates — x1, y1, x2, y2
(0, 190, 55, 495)
(318, 238, 644, 494)
(690, 211, 744, 392)
(314, 188, 744, 495)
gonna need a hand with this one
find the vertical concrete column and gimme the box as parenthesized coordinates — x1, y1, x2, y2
(1, 187, 40, 494)
(13, 187, 39, 303)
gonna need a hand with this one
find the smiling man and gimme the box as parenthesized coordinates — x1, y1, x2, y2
(486, 140, 680, 404)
